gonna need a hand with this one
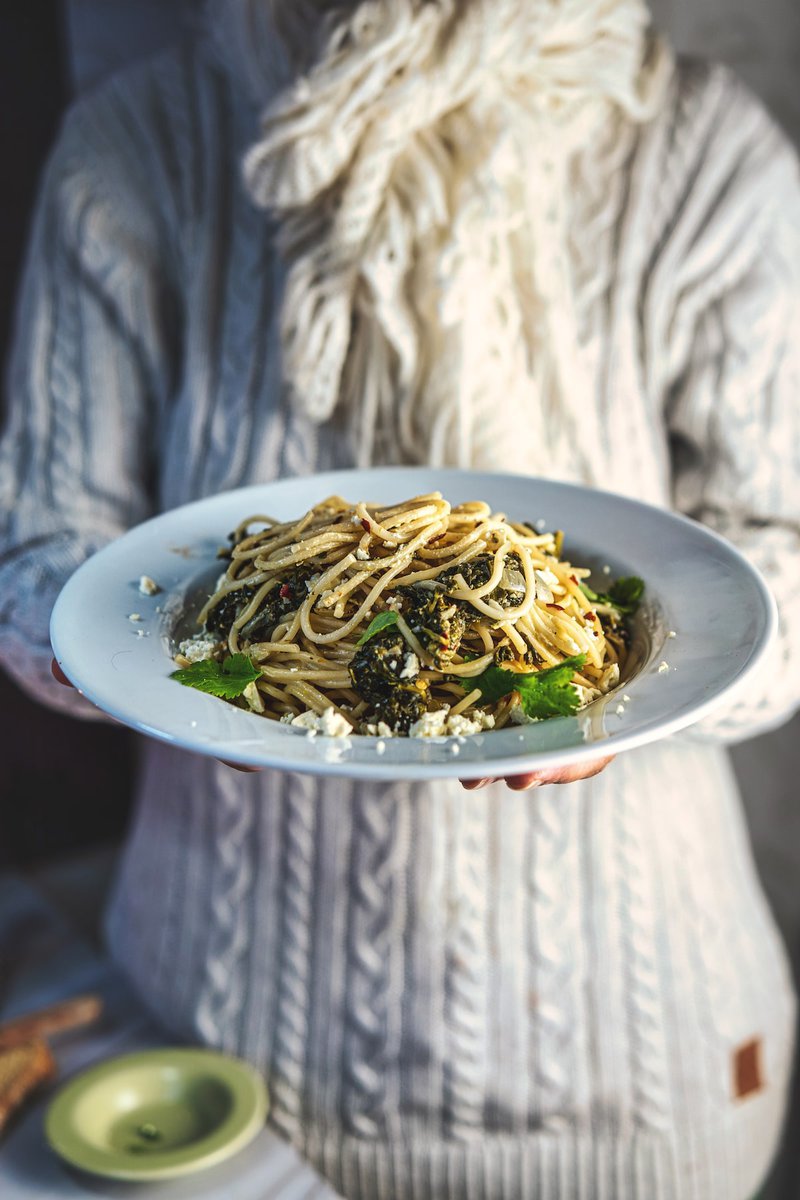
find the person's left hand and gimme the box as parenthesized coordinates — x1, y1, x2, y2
(224, 758, 616, 785)
(461, 756, 614, 791)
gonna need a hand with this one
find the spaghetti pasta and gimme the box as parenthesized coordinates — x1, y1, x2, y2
(174, 493, 633, 736)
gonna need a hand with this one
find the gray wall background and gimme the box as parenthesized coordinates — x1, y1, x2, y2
(62, 1, 800, 1195)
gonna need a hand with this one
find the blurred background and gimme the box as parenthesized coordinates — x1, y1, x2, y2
(1, 1, 798, 1193)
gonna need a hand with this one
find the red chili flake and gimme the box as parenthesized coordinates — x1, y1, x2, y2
(547, 603, 565, 612)
(279, 583, 292, 599)
(361, 519, 371, 532)
(585, 611, 596, 622)
(570, 575, 578, 584)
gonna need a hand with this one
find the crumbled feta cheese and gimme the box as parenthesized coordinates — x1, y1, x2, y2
(447, 711, 495, 736)
(375, 740, 386, 755)
(409, 710, 449, 738)
(355, 548, 370, 561)
(385, 595, 402, 611)
(667, 630, 677, 639)
(179, 633, 221, 663)
(305, 574, 321, 593)
(138, 575, 160, 596)
(658, 660, 670, 674)
(409, 708, 495, 738)
(603, 663, 621, 687)
(289, 707, 353, 737)
(135, 629, 149, 638)
(289, 711, 319, 732)
(615, 703, 625, 715)
(363, 721, 396, 737)
(622, 693, 631, 702)
(128, 613, 142, 622)
(450, 743, 460, 755)
(351, 514, 363, 525)
(319, 707, 353, 737)
(399, 652, 420, 680)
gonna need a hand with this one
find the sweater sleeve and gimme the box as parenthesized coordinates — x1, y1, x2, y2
(659, 68, 800, 741)
(0, 95, 178, 718)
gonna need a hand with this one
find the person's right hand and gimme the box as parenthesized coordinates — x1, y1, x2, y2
(462, 756, 614, 791)
(51, 659, 73, 688)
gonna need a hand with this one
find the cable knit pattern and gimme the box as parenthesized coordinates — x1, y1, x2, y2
(612, 780, 672, 1133)
(442, 793, 489, 1140)
(1, 30, 800, 1200)
(526, 792, 587, 1132)
(195, 766, 256, 1050)
(269, 771, 319, 1140)
(343, 787, 411, 1142)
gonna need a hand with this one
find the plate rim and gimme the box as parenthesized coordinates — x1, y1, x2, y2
(50, 467, 777, 779)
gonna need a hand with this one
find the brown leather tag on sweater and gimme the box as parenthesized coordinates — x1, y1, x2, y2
(733, 1038, 764, 1100)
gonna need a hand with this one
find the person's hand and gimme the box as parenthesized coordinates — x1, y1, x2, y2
(228, 758, 615, 782)
(51, 659, 73, 687)
(461, 755, 614, 791)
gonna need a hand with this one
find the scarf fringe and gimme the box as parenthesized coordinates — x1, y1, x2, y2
(212, 0, 674, 476)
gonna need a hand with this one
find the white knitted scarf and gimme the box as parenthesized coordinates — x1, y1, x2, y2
(210, 0, 673, 478)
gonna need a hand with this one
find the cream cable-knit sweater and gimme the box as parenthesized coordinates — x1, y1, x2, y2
(1, 37, 800, 1200)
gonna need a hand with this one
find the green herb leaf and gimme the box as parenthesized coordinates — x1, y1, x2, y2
(460, 654, 587, 720)
(608, 576, 645, 611)
(580, 575, 644, 616)
(356, 610, 400, 646)
(170, 653, 261, 699)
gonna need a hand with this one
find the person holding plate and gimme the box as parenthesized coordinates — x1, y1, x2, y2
(2, 0, 800, 1196)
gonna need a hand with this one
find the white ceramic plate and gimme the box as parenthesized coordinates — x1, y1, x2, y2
(50, 468, 775, 780)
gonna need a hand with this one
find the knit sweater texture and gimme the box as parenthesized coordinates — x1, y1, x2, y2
(1, 36, 800, 1200)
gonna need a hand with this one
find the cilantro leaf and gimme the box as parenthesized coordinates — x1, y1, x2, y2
(356, 610, 399, 646)
(170, 653, 261, 699)
(609, 576, 644, 611)
(460, 654, 587, 720)
(580, 575, 644, 616)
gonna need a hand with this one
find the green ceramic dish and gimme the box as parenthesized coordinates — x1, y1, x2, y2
(45, 1048, 268, 1181)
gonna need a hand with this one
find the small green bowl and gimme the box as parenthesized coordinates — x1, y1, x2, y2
(45, 1048, 268, 1181)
